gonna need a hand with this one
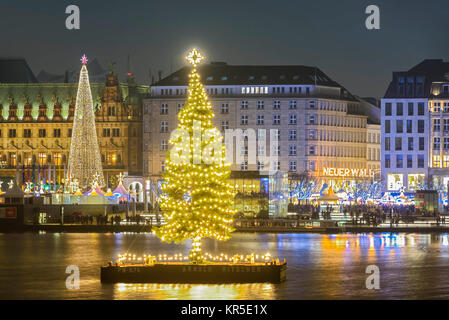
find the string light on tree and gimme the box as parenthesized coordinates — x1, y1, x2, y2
(154, 48, 236, 264)
(67, 55, 105, 189)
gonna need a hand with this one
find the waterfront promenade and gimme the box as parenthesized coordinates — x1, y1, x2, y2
(3, 219, 449, 233)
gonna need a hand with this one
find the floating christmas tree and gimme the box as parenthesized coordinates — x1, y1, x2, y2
(67, 55, 105, 189)
(155, 49, 236, 264)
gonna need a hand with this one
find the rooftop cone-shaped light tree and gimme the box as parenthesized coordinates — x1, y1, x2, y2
(67, 55, 105, 189)
(154, 49, 236, 264)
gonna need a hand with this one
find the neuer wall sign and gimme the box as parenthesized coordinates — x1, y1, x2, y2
(322, 167, 372, 178)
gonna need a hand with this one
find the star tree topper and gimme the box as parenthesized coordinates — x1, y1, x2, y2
(80, 54, 88, 65)
(186, 48, 204, 67)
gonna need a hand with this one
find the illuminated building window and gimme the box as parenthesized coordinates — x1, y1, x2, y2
(433, 156, 441, 168)
(257, 145, 265, 156)
(9, 153, 16, 167)
(54, 153, 62, 166)
(24, 153, 32, 166)
(388, 173, 403, 191)
(107, 153, 117, 166)
(444, 156, 449, 168)
(408, 174, 425, 190)
(38, 153, 47, 166)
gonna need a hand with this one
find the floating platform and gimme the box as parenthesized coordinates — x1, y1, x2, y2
(100, 262, 287, 284)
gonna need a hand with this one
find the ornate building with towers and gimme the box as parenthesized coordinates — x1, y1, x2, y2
(0, 57, 149, 189)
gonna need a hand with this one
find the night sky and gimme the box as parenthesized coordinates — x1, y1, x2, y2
(1, 0, 449, 98)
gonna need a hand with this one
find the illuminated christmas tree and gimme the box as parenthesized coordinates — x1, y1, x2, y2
(155, 49, 236, 264)
(67, 55, 105, 189)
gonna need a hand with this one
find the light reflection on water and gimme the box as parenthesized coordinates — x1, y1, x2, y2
(0, 232, 449, 299)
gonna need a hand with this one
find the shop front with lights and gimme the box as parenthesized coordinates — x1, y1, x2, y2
(316, 166, 377, 195)
(228, 171, 287, 218)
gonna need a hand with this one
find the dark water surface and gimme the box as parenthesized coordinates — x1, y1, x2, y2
(0, 232, 448, 299)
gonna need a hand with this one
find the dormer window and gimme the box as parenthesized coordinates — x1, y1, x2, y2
(206, 76, 213, 81)
(249, 76, 255, 80)
(221, 76, 227, 81)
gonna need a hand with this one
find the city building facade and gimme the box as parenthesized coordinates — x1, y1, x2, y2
(0, 58, 149, 189)
(381, 59, 449, 192)
(143, 62, 380, 208)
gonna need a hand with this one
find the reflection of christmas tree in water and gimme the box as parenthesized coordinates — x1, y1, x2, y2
(154, 49, 236, 264)
(67, 55, 105, 190)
